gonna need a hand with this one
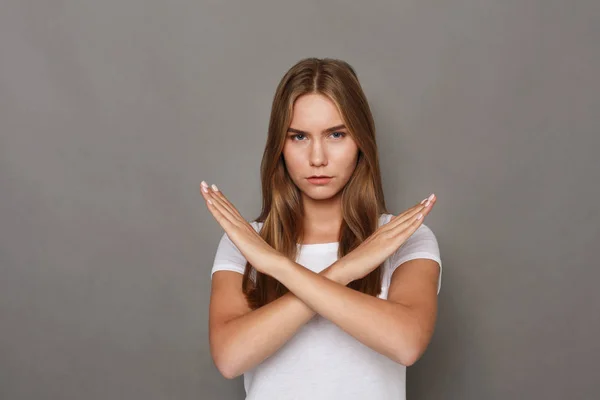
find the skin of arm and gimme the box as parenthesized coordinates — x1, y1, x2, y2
(210, 261, 350, 379)
(268, 256, 440, 367)
(203, 182, 439, 374)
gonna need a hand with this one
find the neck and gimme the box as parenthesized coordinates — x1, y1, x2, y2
(301, 192, 343, 237)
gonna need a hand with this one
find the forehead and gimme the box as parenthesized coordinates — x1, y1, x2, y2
(290, 94, 343, 128)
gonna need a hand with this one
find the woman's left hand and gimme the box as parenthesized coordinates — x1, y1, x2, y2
(200, 181, 285, 276)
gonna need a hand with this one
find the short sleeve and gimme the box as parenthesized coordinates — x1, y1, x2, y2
(210, 221, 260, 281)
(388, 222, 443, 294)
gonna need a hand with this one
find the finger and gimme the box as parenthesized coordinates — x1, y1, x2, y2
(386, 196, 436, 234)
(202, 184, 237, 224)
(391, 194, 436, 223)
(403, 211, 426, 237)
(418, 195, 436, 215)
(398, 195, 437, 233)
(200, 182, 213, 205)
(201, 182, 235, 218)
(200, 183, 236, 225)
(204, 190, 233, 230)
(210, 191, 247, 227)
(415, 193, 436, 213)
(208, 185, 245, 223)
(391, 208, 426, 240)
(386, 204, 426, 231)
(391, 194, 435, 221)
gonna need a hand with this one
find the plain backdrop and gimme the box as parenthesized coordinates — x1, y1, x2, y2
(1, 1, 599, 399)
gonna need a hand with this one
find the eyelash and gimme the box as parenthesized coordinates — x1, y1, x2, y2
(290, 131, 346, 141)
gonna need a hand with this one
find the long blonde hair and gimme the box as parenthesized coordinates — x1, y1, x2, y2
(243, 57, 389, 309)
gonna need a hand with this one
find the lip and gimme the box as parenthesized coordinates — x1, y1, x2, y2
(306, 176, 332, 185)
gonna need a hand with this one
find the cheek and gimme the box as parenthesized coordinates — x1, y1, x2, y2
(282, 149, 304, 177)
(332, 145, 359, 170)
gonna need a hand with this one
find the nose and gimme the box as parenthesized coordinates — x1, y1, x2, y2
(309, 139, 328, 167)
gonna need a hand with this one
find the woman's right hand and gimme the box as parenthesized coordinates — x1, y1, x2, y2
(335, 193, 437, 285)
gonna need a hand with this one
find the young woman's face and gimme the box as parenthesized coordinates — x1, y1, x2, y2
(283, 93, 359, 201)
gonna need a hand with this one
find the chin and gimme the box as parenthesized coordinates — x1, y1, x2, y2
(302, 186, 342, 201)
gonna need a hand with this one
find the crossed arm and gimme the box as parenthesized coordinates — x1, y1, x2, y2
(210, 254, 440, 379)
(272, 256, 440, 365)
(202, 181, 440, 379)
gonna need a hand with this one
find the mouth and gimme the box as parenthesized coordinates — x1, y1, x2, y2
(306, 176, 333, 185)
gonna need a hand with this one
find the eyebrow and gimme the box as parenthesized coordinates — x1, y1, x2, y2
(287, 124, 346, 135)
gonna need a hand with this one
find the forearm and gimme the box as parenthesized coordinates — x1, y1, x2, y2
(270, 258, 421, 366)
(214, 263, 347, 379)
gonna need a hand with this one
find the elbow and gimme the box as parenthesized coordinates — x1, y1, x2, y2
(394, 331, 429, 367)
(210, 327, 242, 379)
(210, 339, 242, 380)
(395, 316, 435, 366)
(397, 347, 421, 367)
(219, 366, 240, 380)
(394, 341, 425, 367)
(213, 352, 241, 380)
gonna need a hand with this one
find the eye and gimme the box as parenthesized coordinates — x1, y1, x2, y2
(330, 131, 346, 139)
(291, 133, 306, 141)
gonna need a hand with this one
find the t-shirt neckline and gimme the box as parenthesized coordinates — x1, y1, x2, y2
(296, 242, 339, 253)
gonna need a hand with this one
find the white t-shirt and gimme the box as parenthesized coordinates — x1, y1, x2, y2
(210, 213, 442, 400)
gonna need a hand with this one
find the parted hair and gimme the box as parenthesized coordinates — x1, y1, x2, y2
(243, 57, 389, 310)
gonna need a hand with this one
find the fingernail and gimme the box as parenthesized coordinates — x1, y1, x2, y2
(211, 184, 219, 192)
(417, 213, 423, 220)
(428, 193, 435, 201)
(201, 181, 208, 188)
(202, 186, 208, 193)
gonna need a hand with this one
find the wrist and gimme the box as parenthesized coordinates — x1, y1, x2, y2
(323, 259, 353, 286)
(267, 255, 295, 281)
(269, 256, 354, 286)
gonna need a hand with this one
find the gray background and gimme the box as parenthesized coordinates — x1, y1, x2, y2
(1, 1, 598, 399)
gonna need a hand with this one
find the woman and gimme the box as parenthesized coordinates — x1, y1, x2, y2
(201, 57, 442, 399)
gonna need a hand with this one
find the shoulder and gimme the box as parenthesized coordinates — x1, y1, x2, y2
(379, 213, 443, 293)
(211, 219, 262, 280)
